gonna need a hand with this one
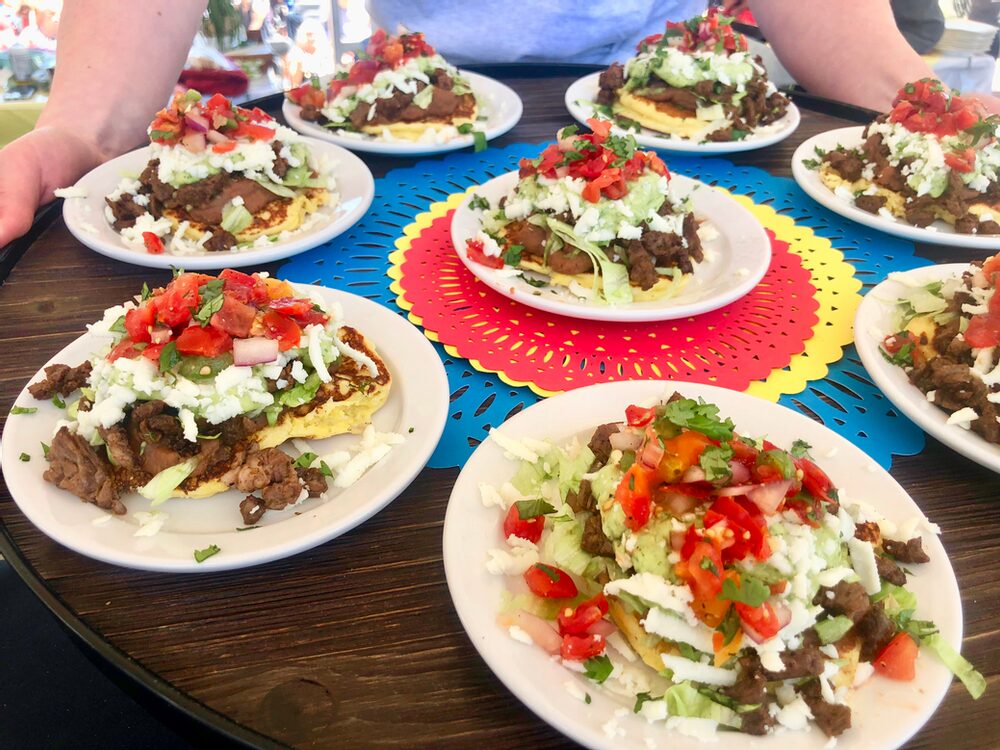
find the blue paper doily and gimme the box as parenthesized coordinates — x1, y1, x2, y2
(278, 143, 927, 469)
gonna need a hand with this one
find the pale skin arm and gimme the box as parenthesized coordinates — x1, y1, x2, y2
(0, 0, 206, 246)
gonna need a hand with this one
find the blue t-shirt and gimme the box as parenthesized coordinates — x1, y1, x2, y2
(367, 0, 709, 64)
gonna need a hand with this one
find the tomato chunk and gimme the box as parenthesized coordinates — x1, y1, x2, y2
(735, 601, 782, 642)
(465, 238, 504, 269)
(523, 563, 578, 599)
(615, 463, 653, 531)
(210, 296, 256, 338)
(125, 304, 156, 344)
(502, 503, 545, 544)
(175, 325, 232, 357)
(557, 594, 609, 636)
(874, 633, 918, 681)
(560, 633, 606, 661)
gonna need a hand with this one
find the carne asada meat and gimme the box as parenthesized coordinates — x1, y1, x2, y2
(883, 537, 930, 564)
(44, 427, 125, 514)
(28, 361, 93, 400)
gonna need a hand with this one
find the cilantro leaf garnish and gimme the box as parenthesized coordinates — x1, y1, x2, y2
(194, 279, 225, 325)
(519, 273, 548, 288)
(719, 575, 770, 607)
(790, 439, 812, 459)
(468, 193, 490, 211)
(158, 341, 181, 373)
(757, 449, 796, 480)
(504, 244, 524, 266)
(656, 398, 735, 441)
(11, 406, 37, 415)
(716, 606, 742, 647)
(583, 655, 614, 683)
(194, 544, 221, 563)
(294, 452, 318, 468)
(109, 315, 127, 334)
(634, 692, 655, 713)
(19, 452, 29, 462)
(515, 498, 556, 520)
(699, 444, 734, 483)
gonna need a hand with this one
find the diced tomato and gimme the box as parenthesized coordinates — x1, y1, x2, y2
(873, 633, 918, 680)
(560, 633, 606, 661)
(523, 563, 578, 598)
(464, 238, 504, 269)
(557, 594, 609, 636)
(175, 325, 232, 357)
(982, 254, 1000, 284)
(142, 232, 164, 254)
(729, 437, 759, 467)
(210, 296, 256, 338)
(124, 303, 156, 344)
(268, 297, 316, 317)
(964, 281, 1000, 348)
(502, 503, 545, 544)
(615, 463, 653, 531)
(735, 601, 782, 642)
(204, 93, 234, 114)
(944, 149, 976, 173)
(582, 168, 622, 203)
(796, 456, 837, 505)
(220, 268, 269, 305)
(261, 309, 301, 351)
(154, 274, 202, 328)
(625, 404, 655, 427)
(211, 140, 237, 154)
(536, 143, 564, 177)
(686, 539, 724, 599)
(141, 342, 165, 363)
(707, 495, 770, 562)
(587, 117, 611, 142)
(636, 32, 663, 51)
(348, 58, 381, 85)
(107, 338, 144, 362)
(287, 83, 326, 109)
(234, 120, 275, 141)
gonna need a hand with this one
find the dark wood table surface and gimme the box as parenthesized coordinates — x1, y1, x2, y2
(0, 67, 998, 749)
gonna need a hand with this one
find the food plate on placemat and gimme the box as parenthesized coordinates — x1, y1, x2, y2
(565, 71, 800, 155)
(2, 281, 447, 572)
(283, 70, 522, 156)
(855, 262, 1000, 473)
(443, 380, 973, 749)
(450, 171, 770, 322)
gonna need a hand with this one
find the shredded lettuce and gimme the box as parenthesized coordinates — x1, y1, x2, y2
(921, 633, 986, 699)
(662, 682, 742, 728)
(815, 615, 854, 645)
(220, 202, 253, 234)
(512, 458, 549, 497)
(556, 443, 595, 501)
(255, 179, 298, 198)
(139, 459, 197, 506)
(278, 372, 322, 408)
(499, 590, 587, 620)
(872, 581, 917, 616)
(412, 85, 434, 109)
(546, 218, 633, 305)
(542, 511, 594, 576)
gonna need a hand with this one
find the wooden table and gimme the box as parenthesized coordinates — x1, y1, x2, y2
(1, 67, 997, 749)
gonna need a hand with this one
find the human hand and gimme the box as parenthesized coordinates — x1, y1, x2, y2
(722, 0, 752, 16)
(0, 126, 104, 247)
(972, 92, 1000, 115)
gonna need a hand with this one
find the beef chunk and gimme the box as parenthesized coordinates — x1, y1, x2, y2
(814, 580, 871, 623)
(588, 423, 621, 464)
(204, 230, 237, 252)
(503, 219, 548, 260)
(234, 448, 303, 510)
(824, 149, 865, 182)
(854, 193, 887, 214)
(171, 171, 229, 208)
(722, 653, 766, 705)
(738, 704, 774, 736)
(431, 68, 454, 90)
(855, 604, 895, 661)
(44, 426, 125, 514)
(626, 243, 659, 290)
(598, 62, 625, 93)
(874, 164, 906, 192)
(98, 424, 141, 471)
(910, 357, 1000, 443)
(297, 467, 327, 497)
(271, 141, 289, 178)
(239, 495, 266, 526)
(799, 680, 852, 737)
(139, 159, 174, 203)
(637, 82, 698, 111)
(875, 554, 907, 585)
(979, 219, 1000, 235)
(547, 248, 594, 275)
(581, 513, 614, 557)
(904, 197, 937, 227)
(105, 193, 148, 231)
(28, 361, 93, 399)
(883, 537, 930, 564)
(854, 521, 881, 545)
(425, 86, 461, 118)
(184, 178, 278, 225)
(761, 645, 824, 680)
(566, 479, 594, 513)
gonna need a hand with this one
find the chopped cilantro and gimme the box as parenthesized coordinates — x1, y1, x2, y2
(19, 452, 29, 462)
(716, 606, 741, 647)
(757, 449, 796, 480)
(193, 544, 221, 563)
(194, 279, 225, 324)
(515, 499, 556, 519)
(730, 129, 748, 141)
(583, 655, 614, 683)
(719, 575, 770, 607)
(620, 449, 636, 472)
(699, 556, 719, 576)
(41, 442, 50, 458)
(519, 273, 548, 288)
(558, 124, 579, 140)
(634, 691, 655, 713)
(109, 316, 127, 334)
(158, 342, 181, 373)
(407, 427, 415, 434)
(294, 452, 318, 468)
(584, 693, 592, 705)
(468, 193, 490, 211)
(504, 244, 524, 266)
(11, 406, 37, 415)
(236, 526, 260, 532)
(656, 398, 735, 441)
(52, 394, 66, 409)
(699, 444, 734, 483)
(880, 338, 914, 367)
(675, 643, 705, 662)
(790, 439, 812, 459)
(319, 460, 333, 477)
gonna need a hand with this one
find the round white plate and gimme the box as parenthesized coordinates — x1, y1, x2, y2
(565, 71, 800, 154)
(792, 126, 1000, 250)
(1, 286, 448, 572)
(281, 70, 523, 156)
(443, 379, 963, 750)
(450, 171, 771, 322)
(62, 138, 374, 270)
(856, 263, 1000, 473)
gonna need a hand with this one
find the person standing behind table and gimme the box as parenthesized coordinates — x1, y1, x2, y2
(3, 0, 1000, 250)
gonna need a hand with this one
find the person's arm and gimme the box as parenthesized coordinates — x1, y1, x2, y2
(0, 0, 205, 246)
(752, 0, 936, 111)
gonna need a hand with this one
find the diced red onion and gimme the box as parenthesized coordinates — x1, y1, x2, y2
(557, 133, 578, 151)
(746, 479, 794, 516)
(507, 610, 562, 654)
(669, 529, 687, 551)
(183, 112, 209, 133)
(554, 165, 570, 179)
(233, 337, 279, 366)
(180, 132, 206, 154)
(587, 619, 616, 637)
(640, 437, 665, 468)
(659, 491, 698, 518)
(729, 461, 751, 485)
(714, 484, 756, 497)
(150, 327, 172, 345)
(773, 600, 792, 629)
(681, 465, 706, 483)
(609, 429, 642, 452)
(206, 129, 230, 145)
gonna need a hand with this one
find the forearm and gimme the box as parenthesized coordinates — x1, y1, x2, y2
(38, 0, 206, 161)
(753, 0, 935, 111)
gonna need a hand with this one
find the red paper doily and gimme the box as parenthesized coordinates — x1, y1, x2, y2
(392, 209, 818, 396)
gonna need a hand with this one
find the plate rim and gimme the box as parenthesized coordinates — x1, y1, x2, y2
(0, 285, 449, 572)
(448, 170, 772, 322)
(791, 126, 1000, 250)
(61, 137, 375, 270)
(442, 378, 964, 750)
(564, 71, 801, 154)
(855, 263, 1000, 473)
(281, 70, 523, 155)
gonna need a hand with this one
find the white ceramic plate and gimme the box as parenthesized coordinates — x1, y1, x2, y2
(565, 71, 800, 154)
(62, 138, 374, 270)
(450, 171, 771, 322)
(792, 126, 1000, 250)
(443, 379, 963, 750)
(281, 71, 523, 156)
(0, 286, 448, 572)
(855, 263, 1000, 473)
